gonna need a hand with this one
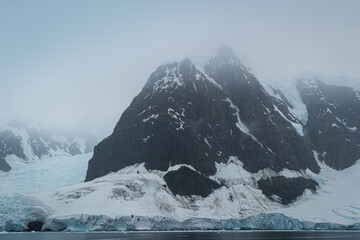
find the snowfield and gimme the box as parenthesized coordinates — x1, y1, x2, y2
(33, 162, 277, 222)
(273, 158, 360, 225)
(31, 155, 360, 225)
(0, 152, 92, 232)
(1, 150, 360, 231)
(0, 148, 360, 231)
(0, 153, 92, 194)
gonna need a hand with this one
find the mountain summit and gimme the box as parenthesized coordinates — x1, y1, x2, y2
(85, 47, 321, 204)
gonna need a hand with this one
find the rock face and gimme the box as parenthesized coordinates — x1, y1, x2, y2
(0, 130, 25, 171)
(258, 176, 318, 205)
(0, 121, 99, 172)
(203, 46, 318, 173)
(85, 46, 320, 201)
(0, 157, 11, 172)
(163, 166, 221, 197)
(297, 79, 360, 170)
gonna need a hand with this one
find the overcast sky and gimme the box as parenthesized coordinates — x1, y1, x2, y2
(1, 0, 359, 137)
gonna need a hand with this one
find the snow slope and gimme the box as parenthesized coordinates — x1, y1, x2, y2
(0, 152, 92, 194)
(272, 155, 360, 225)
(0, 151, 92, 232)
(262, 80, 308, 125)
(33, 162, 278, 222)
(1, 141, 360, 230)
(27, 153, 360, 226)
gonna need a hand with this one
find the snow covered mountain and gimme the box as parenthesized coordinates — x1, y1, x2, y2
(86, 46, 320, 206)
(2, 46, 360, 232)
(0, 120, 98, 172)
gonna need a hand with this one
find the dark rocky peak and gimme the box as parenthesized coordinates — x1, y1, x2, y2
(144, 61, 186, 93)
(204, 47, 266, 119)
(204, 46, 252, 90)
(143, 58, 221, 97)
(204, 48, 319, 174)
(90, 59, 251, 182)
(297, 78, 360, 170)
(85, 47, 322, 202)
(209, 45, 245, 68)
(297, 78, 360, 117)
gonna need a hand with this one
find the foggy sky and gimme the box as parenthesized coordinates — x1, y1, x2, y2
(1, 0, 360, 138)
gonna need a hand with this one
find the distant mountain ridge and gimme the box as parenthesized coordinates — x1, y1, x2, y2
(0, 120, 99, 172)
(297, 72, 360, 91)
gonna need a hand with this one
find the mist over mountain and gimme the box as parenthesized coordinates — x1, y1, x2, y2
(1, 0, 360, 233)
(1, 44, 360, 232)
(84, 46, 359, 207)
(1, 0, 359, 138)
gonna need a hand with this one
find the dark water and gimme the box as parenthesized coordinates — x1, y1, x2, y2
(1, 231, 360, 240)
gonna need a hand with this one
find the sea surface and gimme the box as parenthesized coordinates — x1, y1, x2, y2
(1, 231, 360, 240)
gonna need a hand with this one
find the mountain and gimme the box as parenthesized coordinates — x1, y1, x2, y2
(0, 120, 99, 172)
(296, 77, 360, 170)
(2, 47, 360, 232)
(297, 72, 360, 91)
(85, 46, 320, 205)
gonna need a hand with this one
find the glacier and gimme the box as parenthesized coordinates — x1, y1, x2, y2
(2, 153, 360, 231)
(0, 153, 92, 194)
